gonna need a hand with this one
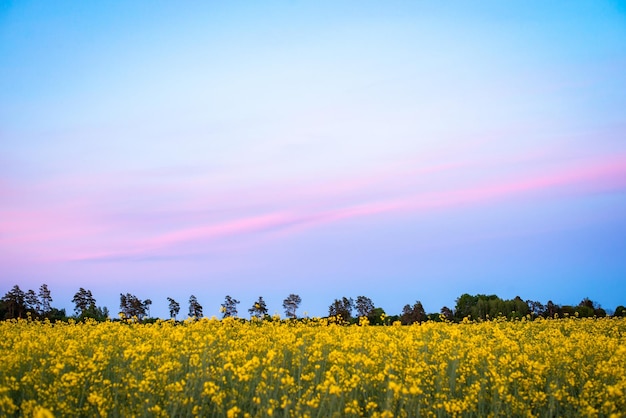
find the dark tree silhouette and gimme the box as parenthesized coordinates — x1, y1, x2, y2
(368, 307, 387, 325)
(167, 297, 180, 320)
(1, 285, 26, 319)
(282, 294, 302, 319)
(329, 297, 354, 321)
(454, 293, 477, 320)
(38, 284, 53, 316)
(24, 289, 39, 314)
(526, 300, 545, 317)
(144, 299, 152, 318)
(400, 301, 427, 325)
(221, 295, 240, 318)
(248, 296, 268, 318)
(440, 306, 454, 321)
(188, 295, 203, 318)
(355, 296, 375, 318)
(72, 288, 96, 317)
(119, 293, 149, 320)
(546, 300, 559, 318)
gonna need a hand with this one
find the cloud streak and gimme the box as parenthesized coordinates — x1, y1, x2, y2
(46, 153, 626, 263)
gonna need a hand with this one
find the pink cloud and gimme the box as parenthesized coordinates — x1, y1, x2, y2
(137, 212, 293, 250)
(68, 212, 297, 262)
(451, 156, 626, 203)
(263, 154, 626, 237)
(3, 153, 625, 263)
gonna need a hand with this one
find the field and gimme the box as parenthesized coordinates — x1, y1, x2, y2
(1, 317, 625, 417)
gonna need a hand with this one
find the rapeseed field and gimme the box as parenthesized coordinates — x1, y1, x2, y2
(1, 317, 624, 417)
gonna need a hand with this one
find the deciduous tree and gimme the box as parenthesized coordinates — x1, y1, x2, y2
(368, 307, 386, 325)
(545, 300, 559, 318)
(440, 306, 454, 321)
(400, 301, 427, 325)
(328, 297, 353, 322)
(526, 300, 545, 317)
(355, 296, 375, 318)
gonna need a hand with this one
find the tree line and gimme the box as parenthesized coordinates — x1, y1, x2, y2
(1, 283, 625, 323)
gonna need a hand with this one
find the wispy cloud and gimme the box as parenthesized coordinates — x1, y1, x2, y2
(54, 153, 626, 262)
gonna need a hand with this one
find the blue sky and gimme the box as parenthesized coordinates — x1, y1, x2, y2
(1, 1, 625, 318)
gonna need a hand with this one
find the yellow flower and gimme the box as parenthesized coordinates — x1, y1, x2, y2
(33, 407, 54, 418)
(226, 406, 241, 418)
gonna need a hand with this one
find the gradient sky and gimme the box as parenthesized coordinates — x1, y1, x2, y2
(2, 1, 626, 319)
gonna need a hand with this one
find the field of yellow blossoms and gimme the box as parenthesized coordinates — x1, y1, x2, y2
(1, 316, 625, 417)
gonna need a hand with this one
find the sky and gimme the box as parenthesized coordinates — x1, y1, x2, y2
(1, 0, 625, 319)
